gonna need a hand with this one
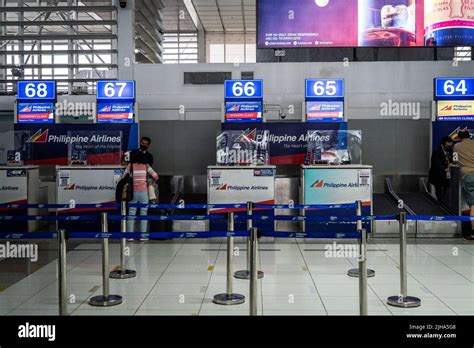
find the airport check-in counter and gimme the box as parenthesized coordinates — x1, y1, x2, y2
(449, 165, 470, 236)
(0, 166, 41, 232)
(56, 166, 123, 231)
(301, 165, 373, 235)
(207, 166, 276, 233)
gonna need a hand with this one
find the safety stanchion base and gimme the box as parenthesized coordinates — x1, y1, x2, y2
(109, 269, 137, 279)
(347, 268, 375, 278)
(88, 295, 123, 307)
(213, 293, 246, 305)
(234, 270, 264, 279)
(387, 295, 421, 308)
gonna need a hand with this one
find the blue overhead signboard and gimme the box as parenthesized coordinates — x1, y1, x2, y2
(17, 81, 56, 102)
(435, 78, 474, 101)
(97, 80, 135, 101)
(224, 80, 263, 101)
(305, 79, 345, 101)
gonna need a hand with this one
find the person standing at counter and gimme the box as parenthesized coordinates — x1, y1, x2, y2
(453, 130, 474, 241)
(131, 137, 158, 204)
(429, 136, 453, 203)
(123, 151, 159, 241)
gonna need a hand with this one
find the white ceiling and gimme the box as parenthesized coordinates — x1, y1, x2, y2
(162, 0, 256, 33)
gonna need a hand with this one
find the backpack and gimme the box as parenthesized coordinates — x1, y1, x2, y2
(116, 164, 134, 202)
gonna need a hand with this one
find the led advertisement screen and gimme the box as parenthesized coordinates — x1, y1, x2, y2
(258, 0, 474, 48)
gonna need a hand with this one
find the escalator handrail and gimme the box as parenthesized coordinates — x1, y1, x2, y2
(385, 177, 417, 216)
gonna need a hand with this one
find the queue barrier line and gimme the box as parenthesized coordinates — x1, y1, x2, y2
(234, 214, 398, 222)
(407, 215, 474, 222)
(260, 231, 362, 239)
(0, 215, 100, 221)
(0, 231, 249, 240)
(254, 203, 357, 210)
(108, 214, 227, 221)
(0, 203, 121, 209)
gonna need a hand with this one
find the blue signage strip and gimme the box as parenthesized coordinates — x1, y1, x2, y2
(434, 78, 474, 100)
(305, 79, 344, 101)
(224, 80, 263, 101)
(17, 81, 56, 102)
(97, 80, 135, 101)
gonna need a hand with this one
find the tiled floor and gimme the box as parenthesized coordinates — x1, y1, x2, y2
(0, 239, 472, 316)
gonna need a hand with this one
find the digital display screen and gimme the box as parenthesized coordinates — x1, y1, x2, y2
(97, 81, 135, 101)
(224, 80, 263, 101)
(225, 102, 263, 123)
(306, 79, 345, 101)
(435, 78, 474, 100)
(17, 102, 55, 123)
(306, 101, 344, 122)
(17, 81, 56, 101)
(258, 0, 474, 48)
(97, 102, 134, 123)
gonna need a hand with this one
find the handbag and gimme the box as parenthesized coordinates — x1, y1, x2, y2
(116, 164, 134, 202)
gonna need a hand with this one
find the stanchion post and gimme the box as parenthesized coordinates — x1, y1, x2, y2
(359, 228, 368, 316)
(234, 202, 264, 280)
(387, 212, 421, 308)
(89, 212, 123, 307)
(348, 200, 375, 278)
(110, 201, 137, 279)
(249, 227, 258, 316)
(213, 212, 245, 305)
(57, 229, 67, 316)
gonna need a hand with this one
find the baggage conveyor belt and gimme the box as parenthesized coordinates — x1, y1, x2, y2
(373, 193, 405, 215)
(396, 192, 448, 216)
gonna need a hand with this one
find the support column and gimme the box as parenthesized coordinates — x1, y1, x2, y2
(116, 0, 136, 80)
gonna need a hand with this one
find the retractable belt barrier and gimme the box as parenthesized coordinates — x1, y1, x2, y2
(2, 200, 467, 316)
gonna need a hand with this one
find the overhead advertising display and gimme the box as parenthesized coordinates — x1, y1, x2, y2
(437, 100, 474, 121)
(225, 102, 263, 123)
(258, 0, 474, 48)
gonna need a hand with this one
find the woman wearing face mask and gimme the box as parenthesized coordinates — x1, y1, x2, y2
(131, 137, 158, 203)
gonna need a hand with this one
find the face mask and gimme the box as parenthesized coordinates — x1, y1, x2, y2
(140, 145, 148, 151)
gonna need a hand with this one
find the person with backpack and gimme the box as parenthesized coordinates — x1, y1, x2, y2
(121, 151, 159, 241)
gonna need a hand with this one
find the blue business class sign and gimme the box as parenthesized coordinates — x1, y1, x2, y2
(435, 78, 474, 100)
(225, 80, 263, 101)
(17, 81, 56, 102)
(97, 80, 135, 101)
(305, 79, 344, 101)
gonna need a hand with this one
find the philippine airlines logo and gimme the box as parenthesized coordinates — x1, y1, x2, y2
(100, 105, 112, 112)
(309, 104, 322, 111)
(27, 129, 49, 143)
(228, 105, 240, 112)
(63, 184, 76, 190)
(311, 180, 324, 188)
(441, 105, 453, 111)
(216, 184, 228, 190)
(237, 129, 257, 142)
(20, 106, 32, 112)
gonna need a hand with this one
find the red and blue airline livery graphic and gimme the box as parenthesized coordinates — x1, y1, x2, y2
(97, 102, 134, 123)
(225, 102, 262, 123)
(17, 102, 55, 123)
(306, 101, 344, 122)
